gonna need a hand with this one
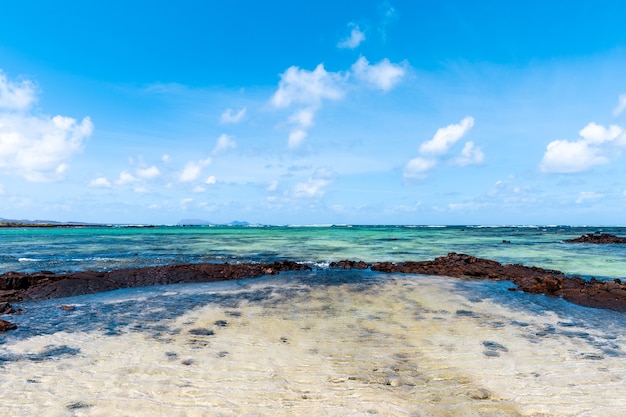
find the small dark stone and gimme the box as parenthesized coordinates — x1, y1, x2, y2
(67, 402, 91, 410)
(214, 320, 228, 327)
(189, 328, 214, 336)
(181, 359, 194, 365)
(482, 341, 509, 352)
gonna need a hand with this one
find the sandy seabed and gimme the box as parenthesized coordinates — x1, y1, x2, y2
(1, 275, 625, 417)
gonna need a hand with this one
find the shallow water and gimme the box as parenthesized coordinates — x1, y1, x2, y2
(1, 225, 626, 279)
(1, 225, 626, 416)
(1, 271, 625, 416)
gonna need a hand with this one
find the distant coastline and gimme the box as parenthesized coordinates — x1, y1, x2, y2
(0, 221, 99, 228)
(0, 218, 250, 228)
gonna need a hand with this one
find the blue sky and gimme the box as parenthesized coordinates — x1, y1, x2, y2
(2, 1, 626, 225)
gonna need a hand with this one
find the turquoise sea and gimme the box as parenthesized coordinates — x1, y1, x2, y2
(1, 225, 626, 416)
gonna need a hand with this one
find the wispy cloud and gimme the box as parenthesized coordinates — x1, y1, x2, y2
(116, 171, 138, 185)
(0, 70, 36, 110)
(220, 107, 246, 124)
(292, 167, 336, 198)
(403, 157, 437, 180)
(212, 134, 236, 155)
(453, 142, 484, 166)
(89, 177, 112, 188)
(136, 165, 160, 179)
(338, 23, 365, 49)
(576, 191, 604, 204)
(419, 117, 475, 155)
(178, 157, 212, 182)
(404, 116, 480, 180)
(351, 57, 406, 91)
(613, 94, 626, 117)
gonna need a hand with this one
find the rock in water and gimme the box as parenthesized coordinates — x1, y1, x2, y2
(565, 233, 626, 244)
(0, 319, 17, 332)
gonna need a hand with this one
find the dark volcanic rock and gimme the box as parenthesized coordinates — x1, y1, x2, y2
(330, 260, 370, 269)
(0, 302, 16, 314)
(3, 253, 626, 313)
(0, 319, 17, 332)
(565, 233, 626, 244)
(372, 252, 626, 312)
(0, 261, 312, 302)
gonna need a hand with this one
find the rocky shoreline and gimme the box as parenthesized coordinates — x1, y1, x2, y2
(2, 253, 626, 331)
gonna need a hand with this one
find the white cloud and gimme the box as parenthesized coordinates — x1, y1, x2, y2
(179, 158, 211, 182)
(540, 140, 607, 173)
(0, 113, 93, 181)
(212, 133, 236, 154)
(540, 121, 626, 174)
(453, 141, 484, 166)
(576, 191, 604, 204)
(579, 122, 622, 144)
(419, 116, 475, 155)
(288, 130, 307, 149)
(293, 178, 331, 198)
(161, 154, 170, 163)
(613, 94, 626, 117)
(220, 107, 246, 124)
(193, 185, 206, 193)
(271, 64, 344, 109)
(0, 70, 36, 110)
(271, 64, 344, 149)
(136, 165, 160, 179)
(89, 177, 112, 188)
(271, 57, 406, 148)
(403, 157, 437, 179)
(403, 116, 480, 181)
(293, 167, 336, 198)
(288, 107, 315, 128)
(205, 175, 216, 184)
(338, 24, 365, 49)
(0, 71, 93, 181)
(117, 171, 138, 185)
(351, 57, 406, 91)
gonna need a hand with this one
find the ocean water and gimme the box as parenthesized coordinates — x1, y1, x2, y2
(1, 225, 626, 416)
